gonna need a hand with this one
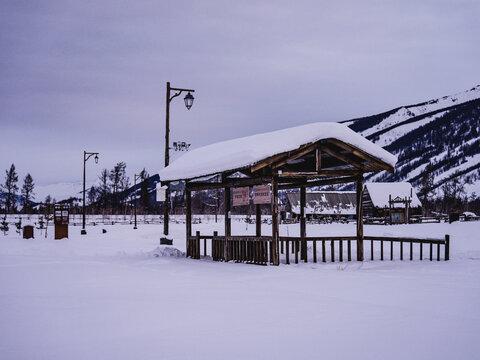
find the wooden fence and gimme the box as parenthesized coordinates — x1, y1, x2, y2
(186, 232, 450, 265)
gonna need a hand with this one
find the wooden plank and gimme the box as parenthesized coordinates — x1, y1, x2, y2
(356, 177, 364, 261)
(321, 145, 366, 171)
(327, 138, 394, 173)
(363, 236, 446, 244)
(322, 240, 326, 262)
(286, 240, 290, 264)
(300, 186, 307, 262)
(331, 240, 335, 262)
(187, 176, 271, 191)
(339, 240, 343, 262)
(273, 143, 318, 170)
(278, 176, 357, 190)
(445, 235, 450, 261)
(251, 152, 290, 173)
(255, 204, 261, 237)
(271, 176, 280, 266)
(316, 147, 321, 172)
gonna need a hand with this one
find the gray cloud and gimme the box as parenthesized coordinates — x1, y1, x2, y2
(1, 0, 479, 192)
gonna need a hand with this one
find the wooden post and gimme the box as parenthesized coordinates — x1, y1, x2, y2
(271, 176, 280, 266)
(348, 240, 352, 261)
(224, 186, 231, 261)
(400, 241, 403, 260)
(186, 189, 192, 258)
(420, 242, 423, 260)
(286, 240, 290, 264)
(370, 240, 374, 260)
(331, 240, 335, 262)
(390, 240, 393, 260)
(300, 186, 307, 262)
(195, 231, 200, 259)
(445, 234, 450, 261)
(339, 240, 343, 262)
(410, 240, 413, 261)
(313, 240, 317, 263)
(256, 204, 262, 259)
(356, 177, 364, 261)
(429, 243, 433, 261)
(322, 240, 326, 262)
(213, 231, 218, 261)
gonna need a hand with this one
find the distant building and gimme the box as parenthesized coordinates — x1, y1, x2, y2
(286, 191, 356, 221)
(362, 182, 422, 224)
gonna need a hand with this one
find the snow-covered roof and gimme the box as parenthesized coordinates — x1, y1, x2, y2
(159, 122, 397, 182)
(364, 182, 422, 208)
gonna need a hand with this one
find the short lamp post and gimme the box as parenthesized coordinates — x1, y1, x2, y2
(133, 173, 142, 230)
(82, 151, 99, 235)
(164, 81, 195, 236)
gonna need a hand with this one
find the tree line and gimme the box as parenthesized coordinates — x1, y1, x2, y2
(0, 162, 157, 215)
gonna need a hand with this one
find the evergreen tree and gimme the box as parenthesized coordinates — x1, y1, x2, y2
(139, 169, 150, 213)
(87, 185, 98, 213)
(109, 162, 127, 213)
(418, 163, 434, 215)
(1, 164, 19, 214)
(21, 173, 35, 213)
(98, 169, 110, 214)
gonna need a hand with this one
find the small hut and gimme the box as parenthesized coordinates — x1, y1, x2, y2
(362, 182, 422, 224)
(159, 122, 397, 265)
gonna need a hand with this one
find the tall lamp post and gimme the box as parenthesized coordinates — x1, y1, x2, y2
(82, 151, 99, 235)
(164, 81, 195, 236)
(133, 173, 142, 229)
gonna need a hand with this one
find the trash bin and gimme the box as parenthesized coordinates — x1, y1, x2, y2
(23, 225, 34, 239)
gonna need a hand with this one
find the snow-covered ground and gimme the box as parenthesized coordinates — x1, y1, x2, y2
(1, 220, 479, 360)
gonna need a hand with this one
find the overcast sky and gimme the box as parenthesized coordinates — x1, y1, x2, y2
(1, 0, 479, 192)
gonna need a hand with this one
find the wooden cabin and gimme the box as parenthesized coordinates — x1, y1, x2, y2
(158, 122, 397, 265)
(362, 182, 422, 224)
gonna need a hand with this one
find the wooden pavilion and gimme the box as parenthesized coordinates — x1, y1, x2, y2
(159, 122, 449, 265)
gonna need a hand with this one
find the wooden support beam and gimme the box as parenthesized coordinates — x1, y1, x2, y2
(300, 186, 307, 262)
(224, 186, 231, 260)
(278, 175, 358, 190)
(187, 177, 271, 191)
(356, 177, 364, 261)
(256, 204, 261, 237)
(321, 145, 366, 171)
(271, 176, 280, 266)
(272, 143, 317, 170)
(327, 138, 395, 173)
(316, 147, 321, 172)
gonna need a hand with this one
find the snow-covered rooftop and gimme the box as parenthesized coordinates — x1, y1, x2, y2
(159, 122, 397, 182)
(364, 182, 422, 208)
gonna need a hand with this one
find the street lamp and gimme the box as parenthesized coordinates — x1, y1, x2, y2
(133, 173, 142, 229)
(164, 82, 195, 236)
(82, 151, 99, 235)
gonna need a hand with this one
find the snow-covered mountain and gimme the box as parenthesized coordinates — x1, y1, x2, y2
(342, 85, 480, 195)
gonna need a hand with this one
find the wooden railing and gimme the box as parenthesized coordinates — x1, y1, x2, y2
(364, 235, 450, 261)
(186, 233, 450, 265)
(187, 231, 273, 265)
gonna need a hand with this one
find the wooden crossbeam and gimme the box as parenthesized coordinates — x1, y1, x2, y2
(326, 138, 394, 173)
(278, 175, 358, 189)
(321, 144, 366, 171)
(272, 143, 317, 170)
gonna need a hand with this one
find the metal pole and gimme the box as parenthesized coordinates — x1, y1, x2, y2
(164, 82, 171, 236)
(82, 151, 86, 235)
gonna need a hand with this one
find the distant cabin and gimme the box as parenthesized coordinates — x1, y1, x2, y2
(286, 191, 356, 221)
(362, 182, 422, 224)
